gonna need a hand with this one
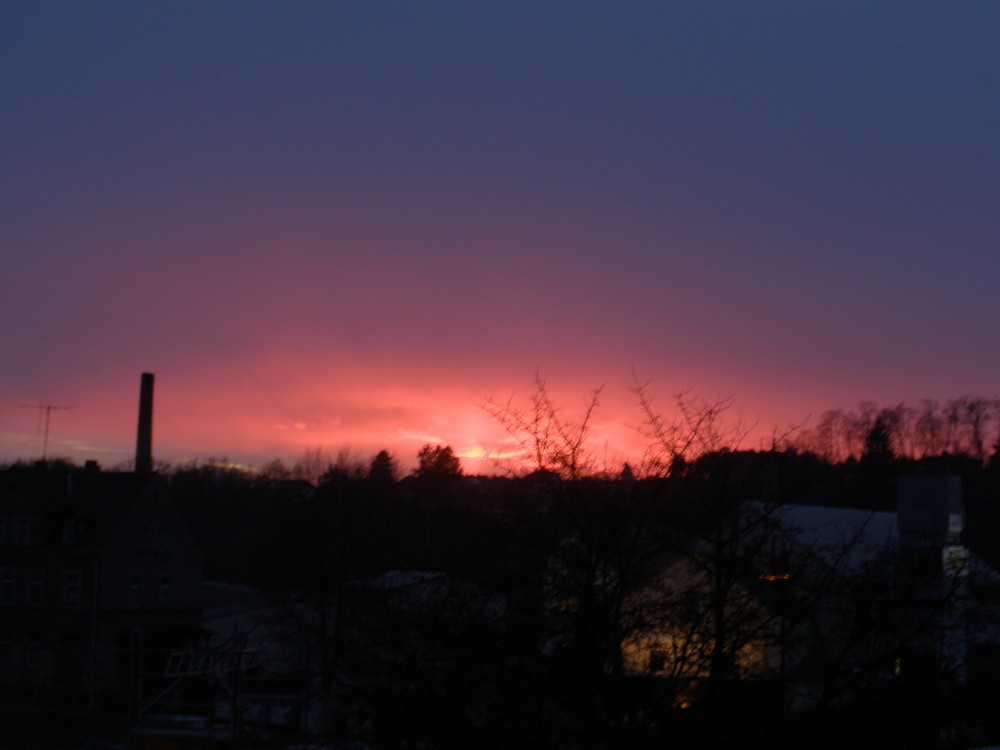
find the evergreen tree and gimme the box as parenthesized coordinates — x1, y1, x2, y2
(414, 444, 462, 479)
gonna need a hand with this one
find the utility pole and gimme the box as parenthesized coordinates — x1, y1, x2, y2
(19, 402, 72, 461)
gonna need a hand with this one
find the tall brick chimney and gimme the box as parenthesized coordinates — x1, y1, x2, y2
(135, 372, 154, 474)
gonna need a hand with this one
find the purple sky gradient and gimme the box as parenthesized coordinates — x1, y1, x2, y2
(3, 2, 999, 472)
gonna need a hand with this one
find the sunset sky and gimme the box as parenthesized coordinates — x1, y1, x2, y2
(3, 2, 999, 473)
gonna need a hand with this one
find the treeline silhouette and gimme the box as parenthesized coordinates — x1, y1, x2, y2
(150, 437, 1000, 749)
(7, 388, 1000, 748)
(789, 396, 1000, 465)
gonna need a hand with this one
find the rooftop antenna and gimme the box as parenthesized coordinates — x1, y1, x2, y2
(19, 402, 72, 461)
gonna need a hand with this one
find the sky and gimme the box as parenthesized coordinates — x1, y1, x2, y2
(2, 1, 999, 473)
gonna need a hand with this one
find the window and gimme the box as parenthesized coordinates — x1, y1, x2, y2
(648, 647, 669, 674)
(62, 519, 77, 546)
(159, 576, 171, 605)
(26, 569, 43, 607)
(12, 517, 30, 546)
(130, 575, 142, 590)
(0, 516, 6, 544)
(63, 570, 81, 608)
(24, 637, 41, 668)
(0, 569, 15, 605)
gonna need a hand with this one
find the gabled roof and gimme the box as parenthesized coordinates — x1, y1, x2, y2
(0, 466, 165, 549)
(772, 504, 898, 571)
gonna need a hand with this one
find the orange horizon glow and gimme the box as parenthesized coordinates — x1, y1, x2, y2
(3, 348, 985, 477)
(5, 4, 998, 488)
(0, 364, 809, 477)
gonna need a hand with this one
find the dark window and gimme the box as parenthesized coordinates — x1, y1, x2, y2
(64, 570, 81, 608)
(0, 569, 15, 605)
(26, 570, 43, 606)
(648, 647, 669, 673)
(13, 517, 30, 546)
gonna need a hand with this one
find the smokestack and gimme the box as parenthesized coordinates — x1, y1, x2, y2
(135, 372, 154, 474)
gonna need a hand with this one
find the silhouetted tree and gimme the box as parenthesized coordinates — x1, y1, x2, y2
(292, 446, 333, 485)
(259, 458, 292, 486)
(166, 459, 279, 582)
(368, 449, 399, 484)
(863, 415, 894, 462)
(318, 448, 366, 485)
(793, 397, 1000, 466)
(484, 372, 604, 478)
(414, 444, 462, 479)
(483, 377, 793, 747)
(988, 438, 1000, 472)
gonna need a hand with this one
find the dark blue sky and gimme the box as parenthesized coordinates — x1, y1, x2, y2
(3, 2, 999, 469)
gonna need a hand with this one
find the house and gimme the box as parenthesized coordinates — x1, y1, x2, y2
(615, 475, 1000, 725)
(0, 463, 204, 713)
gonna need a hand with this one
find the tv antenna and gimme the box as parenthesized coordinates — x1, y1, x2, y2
(19, 403, 73, 461)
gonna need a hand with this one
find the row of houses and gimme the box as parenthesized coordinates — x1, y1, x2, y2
(3, 462, 997, 746)
(0, 466, 204, 714)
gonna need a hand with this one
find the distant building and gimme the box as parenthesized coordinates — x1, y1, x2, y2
(617, 475, 1000, 717)
(0, 464, 204, 712)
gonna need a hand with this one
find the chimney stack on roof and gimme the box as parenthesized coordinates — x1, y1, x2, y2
(135, 372, 154, 474)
